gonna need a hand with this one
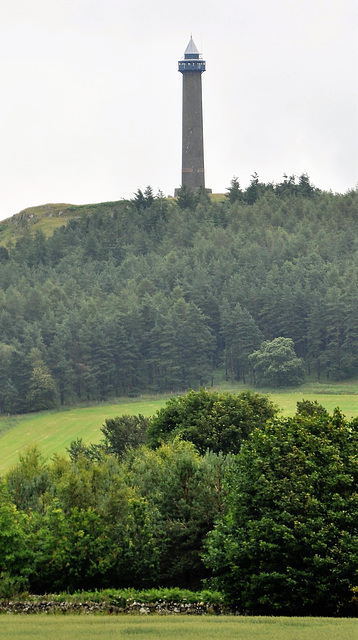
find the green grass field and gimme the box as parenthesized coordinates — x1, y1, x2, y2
(0, 397, 169, 472)
(270, 391, 358, 416)
(0, 615, 356, 640)
(0, 384, 357, 473)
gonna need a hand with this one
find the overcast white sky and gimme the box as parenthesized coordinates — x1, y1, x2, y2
(0, 0, 357, 220)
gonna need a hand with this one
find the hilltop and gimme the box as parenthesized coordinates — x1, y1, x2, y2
(0, 200, 125, 247)
(0, 177, 357, 414)
(0, 194, 227, 247)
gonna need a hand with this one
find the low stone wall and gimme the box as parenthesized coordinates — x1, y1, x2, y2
(0, 600, 229, 615)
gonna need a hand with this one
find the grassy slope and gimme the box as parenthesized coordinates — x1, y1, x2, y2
(0, 397, 168, 472)
(0, 616, 356, 640)
(0, 384, 357, 473)
(0, 201, 121, 246)
(0, 195, 227, 247)
(0, 204, 74, 246)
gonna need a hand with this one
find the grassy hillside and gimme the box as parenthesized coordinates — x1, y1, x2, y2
(0, 194, 226, 247)
(0, 200, 130, 246)
(0, 384, 357, 473)
(0, 203, 74, 246)
(0, 397, 168, 472)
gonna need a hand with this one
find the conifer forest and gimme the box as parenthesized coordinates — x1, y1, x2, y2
(0, 176, 357, 413)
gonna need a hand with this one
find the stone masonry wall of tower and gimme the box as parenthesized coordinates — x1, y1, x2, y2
(182, 71, 205, 191)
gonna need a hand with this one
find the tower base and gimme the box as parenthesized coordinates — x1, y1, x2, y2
(174, 187, 212, 197)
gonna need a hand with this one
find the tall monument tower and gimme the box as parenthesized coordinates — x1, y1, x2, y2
(176, 36, 210, 194)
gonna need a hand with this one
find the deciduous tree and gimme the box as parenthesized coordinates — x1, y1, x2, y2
(147, 388, 277, 454)
(204, 409, 358, 615)
(249, 337, 304, 387)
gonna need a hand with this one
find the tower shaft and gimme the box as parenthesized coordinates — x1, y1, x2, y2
(181, 71, 205, 190)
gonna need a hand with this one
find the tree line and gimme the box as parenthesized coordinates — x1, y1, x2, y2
(0, 390, 357, 615)
(0, 176, 358, 412)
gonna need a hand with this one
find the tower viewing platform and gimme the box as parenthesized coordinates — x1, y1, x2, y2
(178, 37, 206, 73)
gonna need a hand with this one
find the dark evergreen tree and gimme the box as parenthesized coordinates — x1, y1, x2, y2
(220, 301, 263, 381)
(176, 184, 198, 210)
(26, 348, 57, 411)
(226, 176, 243, 203)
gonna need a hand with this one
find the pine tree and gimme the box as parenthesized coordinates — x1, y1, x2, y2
(26, 348, 57, 411)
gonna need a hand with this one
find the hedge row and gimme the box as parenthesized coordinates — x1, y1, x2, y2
(0, 587, 231, 615)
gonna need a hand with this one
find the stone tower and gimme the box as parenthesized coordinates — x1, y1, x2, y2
(176, 36, 210, 194)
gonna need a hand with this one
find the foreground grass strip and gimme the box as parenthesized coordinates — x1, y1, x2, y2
(0, 616, 357, 640)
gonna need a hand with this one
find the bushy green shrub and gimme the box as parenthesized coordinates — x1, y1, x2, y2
(147, 388, 277, 453)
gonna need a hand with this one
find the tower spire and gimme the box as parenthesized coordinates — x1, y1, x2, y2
(184, 35, 200, 57)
